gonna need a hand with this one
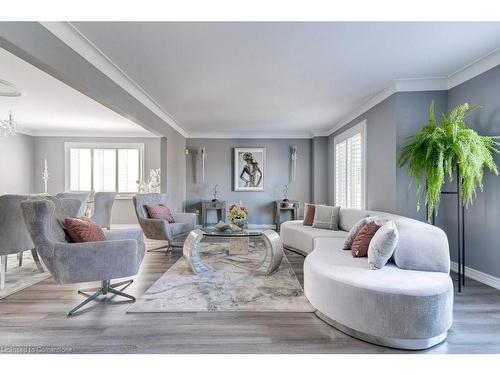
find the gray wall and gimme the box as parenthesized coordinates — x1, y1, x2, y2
(33, 136, 161, 224)
(395, 91, 448, 221)
(442, 65, 500, 277)
(162, 131, 187, 213)
(328, 95, 397, 213)
(186, 138, 312, 225)
(0, 133, 35, 194)
(312, 136, 329, 204)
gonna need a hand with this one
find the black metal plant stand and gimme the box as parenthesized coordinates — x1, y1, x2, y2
(427, 168, 465, 293)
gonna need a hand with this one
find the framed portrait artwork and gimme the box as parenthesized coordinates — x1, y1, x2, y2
(233, 148, 265, 191)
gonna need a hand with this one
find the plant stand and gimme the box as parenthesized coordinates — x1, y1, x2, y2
(427, 168, 465, 293)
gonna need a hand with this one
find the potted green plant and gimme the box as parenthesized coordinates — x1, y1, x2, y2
(397, 101, 500, 222)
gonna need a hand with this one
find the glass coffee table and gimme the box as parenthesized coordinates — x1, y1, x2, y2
(183, 227, 284, 275)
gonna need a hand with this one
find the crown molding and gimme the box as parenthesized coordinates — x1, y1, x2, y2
(188, 131, 314, 139)
(39, 22, 189, 138)
(323, 49, 500, 137)
(15, 126, 157, 138)
(446, 47, 500, 89)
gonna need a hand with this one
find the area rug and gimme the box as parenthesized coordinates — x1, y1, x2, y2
(128, 239, 314, 313)
(0, 252, 50, 299)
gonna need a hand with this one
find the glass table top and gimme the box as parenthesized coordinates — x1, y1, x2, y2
(201, 227, 263, 237)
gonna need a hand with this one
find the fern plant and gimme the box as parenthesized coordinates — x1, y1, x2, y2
(397, 101, 500, 222)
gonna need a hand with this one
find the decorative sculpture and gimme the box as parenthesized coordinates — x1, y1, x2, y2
(137, 168, 161, 193)
(211, 184, 219, 202)
(42, 158, 49, 194)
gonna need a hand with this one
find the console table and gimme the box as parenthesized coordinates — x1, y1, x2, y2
(274, 200, 300, 231)
(201, 200, 226, 227)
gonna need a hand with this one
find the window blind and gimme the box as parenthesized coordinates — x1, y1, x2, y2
(335, 130, 364, 209)
(68, 146, 142, 194)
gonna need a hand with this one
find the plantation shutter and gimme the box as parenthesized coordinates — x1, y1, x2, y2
(93, 149, 117, 192)
(70, 148, 92, 191)
(334, 124, 365, 209)
(118, 149, 140, 193)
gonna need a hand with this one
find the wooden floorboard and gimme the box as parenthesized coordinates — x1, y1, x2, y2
(1, 239, 500, 354)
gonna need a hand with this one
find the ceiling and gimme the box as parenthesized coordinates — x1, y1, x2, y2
(0, 47, 153, 137)
(69, 21, 500, 137)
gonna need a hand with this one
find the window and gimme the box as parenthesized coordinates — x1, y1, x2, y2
(334, 120, 366, 209)
(65, 143, 144, 195)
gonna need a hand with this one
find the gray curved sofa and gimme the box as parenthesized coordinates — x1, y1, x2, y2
(280, 208, 454, 350)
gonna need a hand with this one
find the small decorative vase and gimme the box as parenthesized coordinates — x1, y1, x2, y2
(232, 218, 248, 229)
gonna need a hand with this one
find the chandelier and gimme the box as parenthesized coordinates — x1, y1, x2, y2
(0, 111, 17, 137)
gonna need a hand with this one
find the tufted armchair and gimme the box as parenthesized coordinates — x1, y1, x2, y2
(21, 199, 145, 316)
(133, 193, 196, 253)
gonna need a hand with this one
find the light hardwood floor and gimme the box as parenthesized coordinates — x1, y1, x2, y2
(1, 240, 499, 354)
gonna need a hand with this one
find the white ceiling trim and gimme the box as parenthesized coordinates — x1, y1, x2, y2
(15, 126, 158, 138)
(188, 131, 314, 139)
(322, 48, 500, 137)
(446, 46, 500, 89)
(39, 21, 189, 138)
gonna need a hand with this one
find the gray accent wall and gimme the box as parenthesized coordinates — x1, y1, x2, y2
(186, 138, 312, 225)
(312, 137, 329, 204)
(395, 91, 448, 221)
(443, 65, 500, 278)
(328, 95, 397, 213)
(33, 136, 161, 224)
(0, 133, 35, 194)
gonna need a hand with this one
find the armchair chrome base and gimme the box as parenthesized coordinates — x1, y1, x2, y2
(67, 279, 135, 316)
(147, 239, 184, 255)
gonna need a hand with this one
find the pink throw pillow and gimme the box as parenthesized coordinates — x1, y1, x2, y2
(351, 221, 382, 258)
(65, 217, 106, 243)
(303, 204, 316, 226)
(145, 204, 175, 223)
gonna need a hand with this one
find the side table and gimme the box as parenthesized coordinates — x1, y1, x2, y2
(201, 200, 226, 227)
(274, 200, 300, 231)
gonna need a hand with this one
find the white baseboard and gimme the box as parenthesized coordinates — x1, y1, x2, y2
(450, 261, 500, 290)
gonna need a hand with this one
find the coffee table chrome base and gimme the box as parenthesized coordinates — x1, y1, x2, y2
(256, 230, 284, 275)
(183, 229, 214, 274)
(183, 229, 284, 275)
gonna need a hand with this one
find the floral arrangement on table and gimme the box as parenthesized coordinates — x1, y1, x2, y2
(228, 203, 248, 228)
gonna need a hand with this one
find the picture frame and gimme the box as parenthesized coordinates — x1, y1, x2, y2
(233, 147, 266, 191)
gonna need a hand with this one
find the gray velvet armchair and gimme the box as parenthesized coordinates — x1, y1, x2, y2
(21, 199, 145, 316)
(0, 194, 44, 289)
(91, 192, 117, 229)
(133, 193, 196, 253)
(56, 191, 91, 217)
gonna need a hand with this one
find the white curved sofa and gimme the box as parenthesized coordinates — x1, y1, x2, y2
(281, 208, 454, 350)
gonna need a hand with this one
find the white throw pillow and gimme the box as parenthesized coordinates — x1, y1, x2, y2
(367, 220, 399, 270)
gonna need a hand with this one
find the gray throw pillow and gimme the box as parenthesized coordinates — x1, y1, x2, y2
(343, 216, 375, 250)
(343, 215, 384, 249)
(368, 220, 399, 270)
(312, 205, 340, 230)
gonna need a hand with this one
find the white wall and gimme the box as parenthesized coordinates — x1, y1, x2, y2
(0, 133, 34, 194)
